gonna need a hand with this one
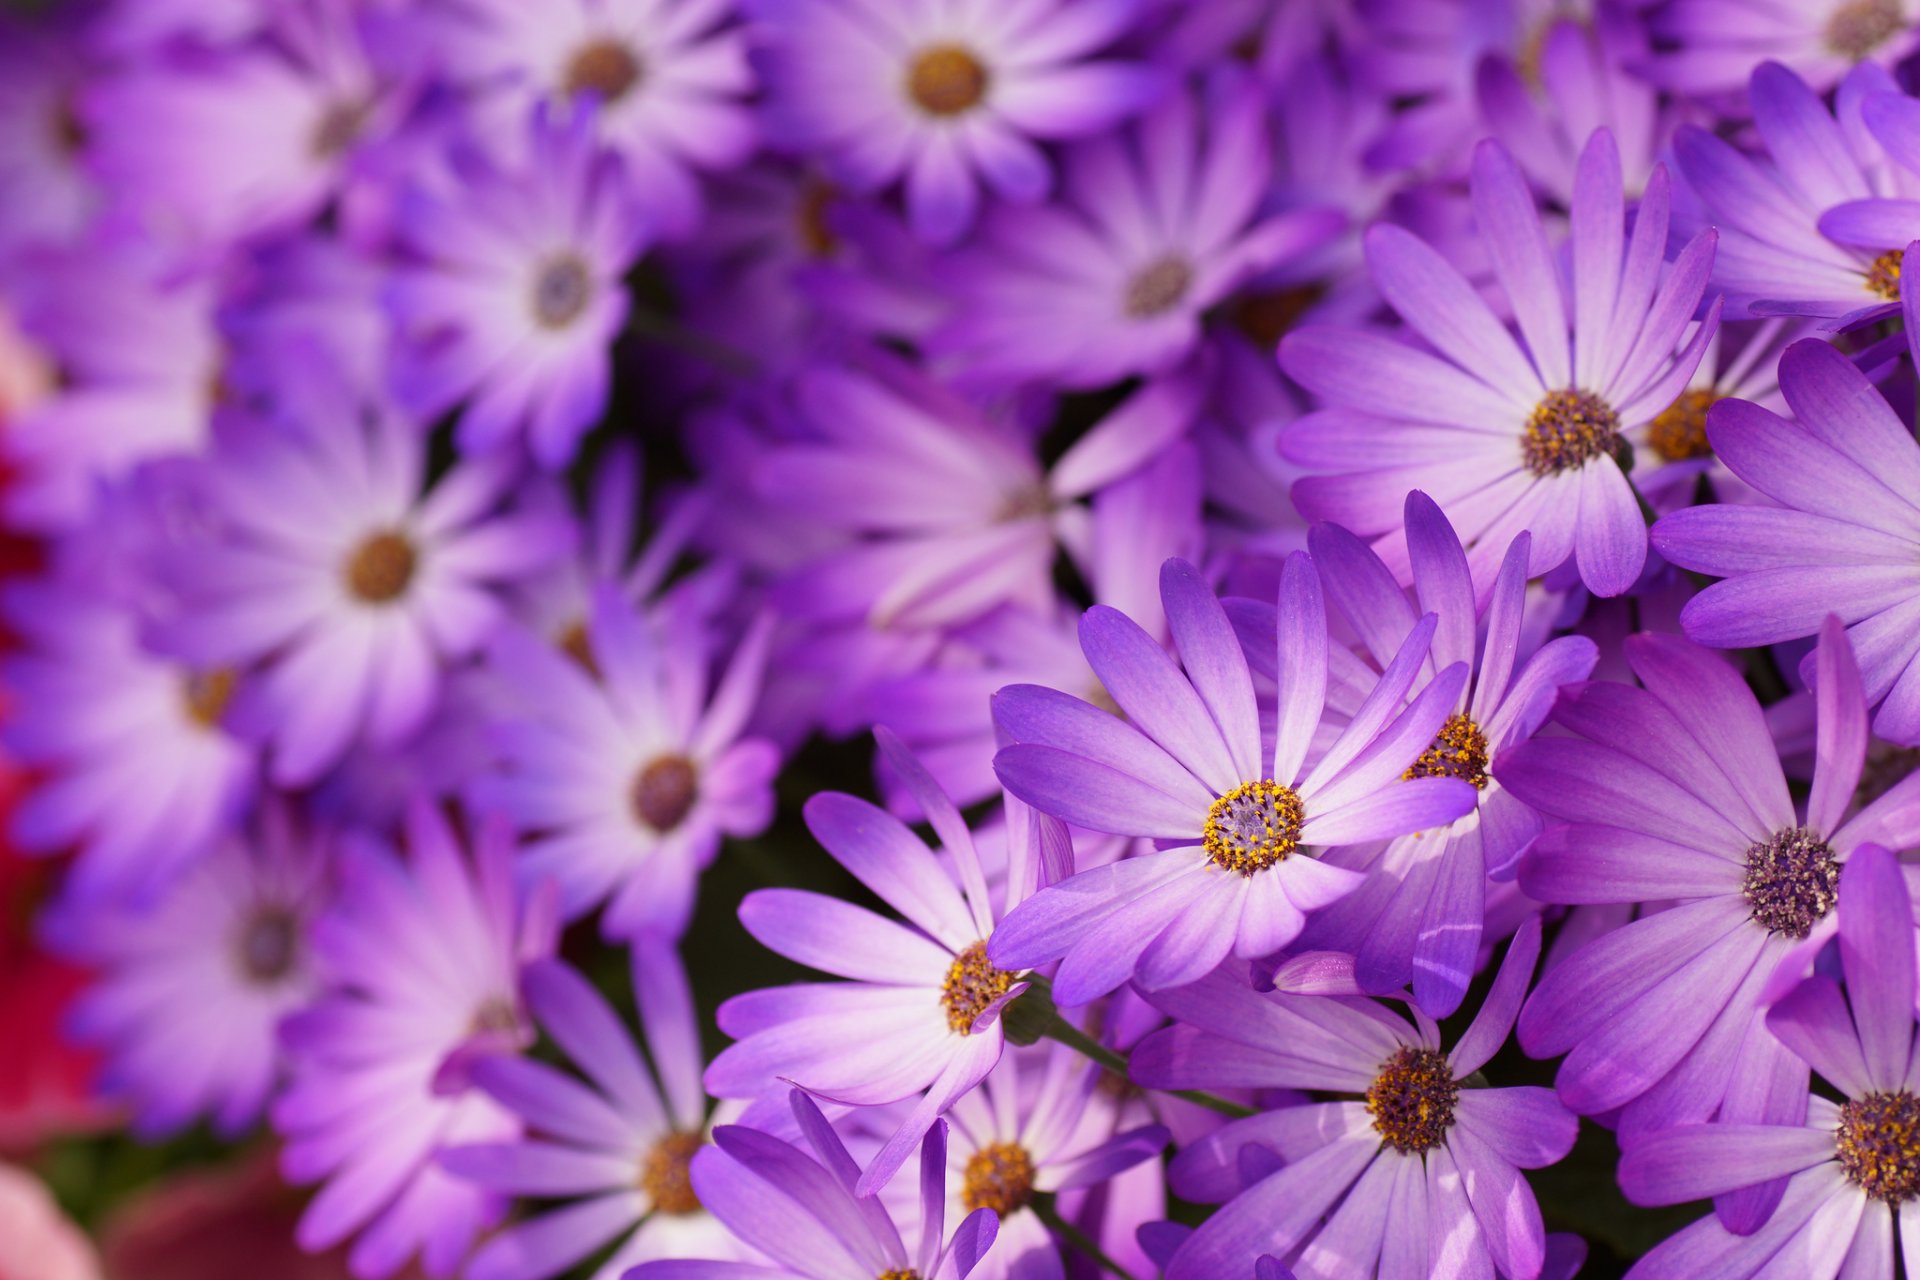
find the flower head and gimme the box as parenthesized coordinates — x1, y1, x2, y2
(1283, 129, 1720, 599)
(988, 554, 1477, 1004)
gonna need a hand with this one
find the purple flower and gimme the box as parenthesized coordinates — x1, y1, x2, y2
(1672, 62, 1915, 324)
(390, 103, 647, 468)
(942, 1043, 1167, 1280)
(442, 939, 739, 1280)
(1652, 338, 1920, 744)
(155, 400, 572, 787)
(437, 0, 755, 240)
(1296, 491, 1599, 1016)
(750, 0, 1160, 246)
(1132, 917, 1577, 1280)
(1, 578, 255, 900)
(474, 587, 778, 939)
(706, 732, 1051, 1194)
(1636, 0, 1920, 99)
(275, 801, 555, 1280)
(628, 1090, 998, 1280)
(0, 21, 96, 252)
(41, 804, 327, 1138)
(757, 357, 1199, 632)
(1500, 620, 1920, 1228)
(1615, 844, 1920, 1279)
(987, 554, 1478, 1004)
(931, 71, 1343, 389)
(1282, 129, 1720, 599)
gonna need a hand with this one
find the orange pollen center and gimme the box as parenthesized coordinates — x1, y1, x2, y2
(183, 668, 237, 728)
(641, 1131, 704, 1214)
(1523, 389, 1621, 476)
(1125, 255, 1194, 318)
(941, 941, 1015, 1033)
(907, 45, 988, 116)
(1648, 388, 1719, 462)
(1828, 0, 1904, 60)
(565, 39, 643, 103)
(345, 531, 416, 603)
(1403, 714, 1490, 790)
(633, 755, 698, 832)
(1866, 248, 1905, 301)
(962, 1142, 1036, 1214)
(1203, 780, 1305, 875)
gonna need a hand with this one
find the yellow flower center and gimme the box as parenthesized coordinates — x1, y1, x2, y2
(961, 1142, 1036, 1215)
(1838, 1091, 1920, 1202)
(1203, 781, 1305, 875)
(941, 941, 1015, 1034)
(1366, 1046, 1459, 1154)
(1403, 714, 1490, 790)
(1522, 389, 1621, 476)
(641, 1131, 704, 1215)
(1647, 388, 1719, 462)
(906, 45, 988, 116)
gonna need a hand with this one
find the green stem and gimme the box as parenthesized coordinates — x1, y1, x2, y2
(1031, 1195, 1140, 1280)
(1020, 979, 1257, 1119)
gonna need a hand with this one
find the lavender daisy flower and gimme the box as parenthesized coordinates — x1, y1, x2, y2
(439, 0, 754, 240)
(442, 939, 738, 1280)
(1298, 491, 1599, 1016)
(1672, 62, 1916, 324)
(1652, 338, 1920, 745)
(931, 71, 1344, 390)
(275, 801, 555, 1280)
(1283, 129, 1720, 599)
(1636, 0, 1920, 98)
(1133, 917, 1578, 1280)
(988, 554, 1478, 1004)
(157, 399, 572, 787)
(475, 586, 778, 939)
(758, 358, 1200, 631)
(1616, 844, 1920, 1279)
(943, 1043, 1167, 1280)
(706, 732, 1049, 1194)
(41, 804, 326, 1139)
(390, 103, 647, 469)
(2, 579, 254, 900)
(750, 0, 1160, 246)
(628, 1090, 997, 1280)
(1500, 620, 1920, 1226)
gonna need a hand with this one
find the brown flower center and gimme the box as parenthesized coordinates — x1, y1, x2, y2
(235, 907, 300, 984)
(49, 90, 86, 157)
(532, 254, 595, 329)
(1366, 1046, 1459, 1154)
(345, 531, 417, 604)
(1403, 713, 1490, 790)
(906, 45, 988, 116)
(962, 1142, 1036, 1215)
(941, 941, 1015, 1034)
(1125, 256, 1194, 318)
(1838, 1091, 1920, 1202)
(1648, 388, 1719, 462)
(558, 619, 599, 676)
(1866, 248, 1905, 301)
(1203, 781, 1305, 875)
(1230, 284, 1324, 350)
(565, 39, 643, 104)
(1828, 0, 1904, 60)
(641, 1131, 703, 1214)
(312, 99, 372, 158)
(632, 755, 698, 832)
(1523, 389, 1621, 476)
(183, 668, 237, 729)
(1742, 827, 1840, 939)
(876, 1272, 923, 1280)
(797, 179, 840, 257)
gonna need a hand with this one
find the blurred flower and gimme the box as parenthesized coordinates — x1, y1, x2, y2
(0, 1161, 100, 1280)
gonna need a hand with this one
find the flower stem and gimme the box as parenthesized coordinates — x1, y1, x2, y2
(1032, 1194, 1140, 1280)
(1011, 976, 1257, 1119)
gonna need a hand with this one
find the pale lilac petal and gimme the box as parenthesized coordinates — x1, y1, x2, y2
(1618, 1124, 1835, 1206)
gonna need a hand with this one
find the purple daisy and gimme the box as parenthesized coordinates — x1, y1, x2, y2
(1500, 620, 1920, 1227)
(1634, 0, 1920, 99)
(442, 939, 739, 1280)
(40, 803, 327, 1139)
(628, 1090, 998, 1280)
(941, 1043, 1167, 1280)
(1615, 844, 1920, 1279)
(155, 398, 573, 787)
(705, 731, 1045, 1194)
(987, 553, 1479, 1004)
(1295, 491, 1599, 1016)
(438, 0, 755, 240)
(931, 70, 1344, 390)
(750, 0, 1160, 246)
(389, 102, 647, 469)
(1282, 128, 1719, 600)
(1, 578, 255, 901)
(1672, 61, 1916, 324)
(474, 586, 778, 939)
(1133, 916, 1578, 1280)
(758, 357, 1200, 632)
(1652, 338, 1920, 745)
(275, 800, 555, 1280)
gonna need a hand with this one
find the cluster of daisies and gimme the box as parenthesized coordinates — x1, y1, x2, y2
(9, 0, 1920, 1278)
